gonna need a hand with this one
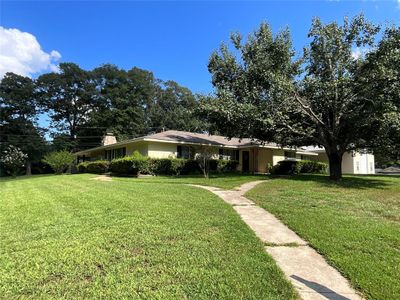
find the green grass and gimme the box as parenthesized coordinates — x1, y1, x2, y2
(246, 175, 400, 300)
(127, 173, 268, 189)
(0, 174, 296, 299)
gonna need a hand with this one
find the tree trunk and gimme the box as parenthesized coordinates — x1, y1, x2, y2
(25, 161, 32, 176)
(327, 151, 343, 180)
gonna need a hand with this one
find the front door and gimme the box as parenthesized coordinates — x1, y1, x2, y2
(242, 151, 250, 172)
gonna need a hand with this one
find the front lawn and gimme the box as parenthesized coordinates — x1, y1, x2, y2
(127, 173, 267, 189)
(0, 174, 296, 299)
(246, 175, 400, 300)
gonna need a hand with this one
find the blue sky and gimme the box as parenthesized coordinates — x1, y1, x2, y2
(1, 1, 399, 94)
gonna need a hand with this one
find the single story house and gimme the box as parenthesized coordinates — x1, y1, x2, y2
(74, 130, 375, 174)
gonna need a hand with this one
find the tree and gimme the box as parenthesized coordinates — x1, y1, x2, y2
(194, 145, 214, 178)
(360, 27, 400, 164)
(90, 65, 156, 141)
(42, 150, 75, 174)
(149, 81, 207, 133)
(0, 72, 47, 174)
(202, 15, 383, 180)
(36, 63, 101, 151)
(0, 145, 28, 177)
(91, 65, 207, 142)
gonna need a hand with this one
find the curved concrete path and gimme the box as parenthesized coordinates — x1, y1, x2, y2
(190, 181, 363, 300)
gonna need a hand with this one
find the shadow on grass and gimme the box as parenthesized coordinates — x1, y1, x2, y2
(0, 174, 61, 182)
(269, 174, 395, 190)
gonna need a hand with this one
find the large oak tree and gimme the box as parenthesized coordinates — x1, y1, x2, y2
(36, 63, 101, 151)
(202, 15, 386, 180)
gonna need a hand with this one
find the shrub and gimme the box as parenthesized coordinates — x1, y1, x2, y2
(148, 158, 186, 175)
(42, 150, 75, 174)
(270, 160, 328, 175)
(110, 157, 137, 175)
(297, 160, 328, 174)
(109, 151, 149, 176)
(147, 158, 238, 176)
(181, 159, 202, 175)
(270, 160, 298, 175)
(31, 162, 53, 175)
(0, 145, 28, 177)
(148, 159, 169, 175)
(217, 160, 239, 173)
(77, 162, 89, 173)
(83, 160, 110, 174)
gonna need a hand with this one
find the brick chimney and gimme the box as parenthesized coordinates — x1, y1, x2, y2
(102, 132, 117, 146)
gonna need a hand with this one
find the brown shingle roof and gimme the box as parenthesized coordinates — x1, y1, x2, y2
(144, 130, 274, 147)
(74, 130, 285, 155)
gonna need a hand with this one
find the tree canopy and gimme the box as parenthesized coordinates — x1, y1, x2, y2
(360, 27, 400, 165)
(202, 15, 398, 179)
(0, 73, 47, 174)
(1, 62, 207, 175)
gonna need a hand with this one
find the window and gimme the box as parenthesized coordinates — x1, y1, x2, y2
(177, 145, 193, 159)
(105, 147, 126, 161)
(370, 162, 373, 172)
(284, 151, 296, 159)
(218, 149, 239, 160)
(356, 161, 360, 172)
(301, 155, 315, 161)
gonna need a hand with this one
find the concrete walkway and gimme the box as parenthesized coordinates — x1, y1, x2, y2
(190, 181, 363, 300)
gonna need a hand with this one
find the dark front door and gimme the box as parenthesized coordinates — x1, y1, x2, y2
(242, 151, 250, 172)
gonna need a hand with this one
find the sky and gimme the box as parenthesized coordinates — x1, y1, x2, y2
(1, 0, 399, 95)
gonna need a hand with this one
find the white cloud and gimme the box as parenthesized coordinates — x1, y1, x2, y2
(0, 27, 61, 79)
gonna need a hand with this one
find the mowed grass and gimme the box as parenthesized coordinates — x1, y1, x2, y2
(246, 175, 400, 300)
(131, 173, 268, 189)
(0, 174, 296, 299)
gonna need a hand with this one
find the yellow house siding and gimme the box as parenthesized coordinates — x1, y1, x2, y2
(272, 149, 285, 166)
(317, 153, 328, 163)
(126, 142, 148, 156)
(147, 142, 177, 158)
(256, 149, 273, 173)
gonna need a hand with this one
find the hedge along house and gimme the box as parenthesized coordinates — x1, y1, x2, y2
(74, 130, 319, 173)
(74, 130, 375, 174)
